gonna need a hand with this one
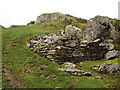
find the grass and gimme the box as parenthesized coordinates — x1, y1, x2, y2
(0, 28, 2, 88)
(71, 23, 86, 30)
(2, 20, 120, 88)
(9, 25, 26, 29)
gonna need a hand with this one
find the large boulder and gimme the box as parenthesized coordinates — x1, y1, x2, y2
(84, 15, 120, 44)
(84, 16, 111, 42)
(65, 25, 83, 40)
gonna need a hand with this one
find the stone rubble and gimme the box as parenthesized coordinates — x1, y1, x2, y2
(28, 20, 119, 64)
(92, 63, 120, 76)
(27, 15, 120, 76)
(58, 62, 92, 76)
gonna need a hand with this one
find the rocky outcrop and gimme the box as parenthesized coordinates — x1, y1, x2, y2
(27, 21, 35, 26)
(58, 62, 92, 76)
(92, 63, 120, 76)
(28, 15, 120, 64)
(84, 15, 120, 44)
(36, 12, 77, 25)
(110, 29, 120, 44)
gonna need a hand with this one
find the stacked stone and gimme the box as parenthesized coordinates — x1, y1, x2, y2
(28, 16, 120, 64)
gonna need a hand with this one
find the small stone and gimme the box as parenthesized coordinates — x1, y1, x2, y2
(95, 76, 101, 79)
(93, 38, 101, 43)
(82, 72, 92, 76)
(80, 62, 83, 64)
(47, 55, 53, 59)
(48, 50, 56, 55)
(56, 46, 61, 49)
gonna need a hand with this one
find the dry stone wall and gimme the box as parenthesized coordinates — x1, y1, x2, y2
(28, 15, 120, 64)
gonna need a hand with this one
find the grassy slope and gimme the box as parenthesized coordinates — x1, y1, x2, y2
(0, 28, 2, 88)
(71, 23, 86, 30)
(2, 20, 120, 88)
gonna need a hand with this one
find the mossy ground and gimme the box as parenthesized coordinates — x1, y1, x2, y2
(2, 20, 120, 88)
(71, 23, 86, 30)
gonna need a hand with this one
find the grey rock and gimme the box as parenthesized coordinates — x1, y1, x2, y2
(105, 50, 119, 60)
(95, 76, 101, 79)
(84, 15, 115, 42)
(48, 50, 56, 55)
(104, 39, 114, 43)
(110, 29, 120, 44)
(92, 63, 120, 76)
(99, 43, 114, 50)
(93, 38, 101, 43)
(47, 55, 53, 59)
(82, 72, 92, 76)
(58, 62, 81, 72)
(36, 13, 77, 24)
(65, 40, 76, 47)
(58, 62, 92, 76)
(58, 68, 81, 72)
(64, 62, 76, 68)
(65, 25, 83, 40)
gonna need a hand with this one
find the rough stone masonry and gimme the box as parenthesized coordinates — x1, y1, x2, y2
(28, 15, 120, 64)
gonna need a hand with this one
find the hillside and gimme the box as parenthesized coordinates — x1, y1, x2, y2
(0, 25, 5, 30)
(2, 12, 120, 88)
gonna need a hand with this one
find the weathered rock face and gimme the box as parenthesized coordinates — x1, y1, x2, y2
(65, 25, 83, 40)
(28, 15, 120, 64)
(84, 15, 120, 44)
(36, 13, 77, 25)
(110, 29, 120, 44)
(92, 63, 120, 76)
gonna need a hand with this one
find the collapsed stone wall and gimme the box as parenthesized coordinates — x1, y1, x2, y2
(28, 15, 120, 64)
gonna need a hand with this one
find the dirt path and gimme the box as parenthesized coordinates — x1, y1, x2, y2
(2, 39, 27, 88)
(3, 69, 27, 88)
